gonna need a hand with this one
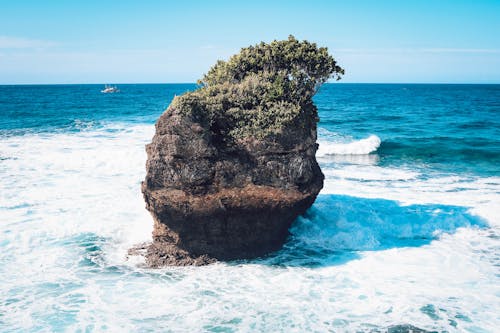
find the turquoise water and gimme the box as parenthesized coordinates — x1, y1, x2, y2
(1, 84, 499, 332)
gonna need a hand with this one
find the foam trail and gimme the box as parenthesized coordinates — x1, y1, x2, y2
(317, 134, 381, 156)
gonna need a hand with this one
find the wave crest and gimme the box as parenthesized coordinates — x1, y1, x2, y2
(317, 134, 381, 156)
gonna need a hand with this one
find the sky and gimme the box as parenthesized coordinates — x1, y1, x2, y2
(0, 0, 499, 84)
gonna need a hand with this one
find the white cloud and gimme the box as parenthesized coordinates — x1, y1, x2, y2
(0, 36, 57, 49)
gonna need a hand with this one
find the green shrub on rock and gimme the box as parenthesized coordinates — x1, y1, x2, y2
(171, 35, 344, 140)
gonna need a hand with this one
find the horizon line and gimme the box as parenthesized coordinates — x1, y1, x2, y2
(1, 82, 499, 86)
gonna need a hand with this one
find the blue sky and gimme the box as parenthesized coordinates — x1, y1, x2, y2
(1, 0, 499, 84)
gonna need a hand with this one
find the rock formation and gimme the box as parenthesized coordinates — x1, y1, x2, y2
(140, 36, 343, 266)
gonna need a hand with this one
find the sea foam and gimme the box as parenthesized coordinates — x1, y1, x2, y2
(1, 123, 499, 332)
(317, 134, 381, 156)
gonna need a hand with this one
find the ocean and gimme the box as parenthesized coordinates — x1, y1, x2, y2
(1, 84, 499, 332)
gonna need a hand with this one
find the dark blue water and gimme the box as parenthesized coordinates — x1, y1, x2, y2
(315, 84, 500, 176)
(0, 84, 194, 133)
(1, 83, 499, 176)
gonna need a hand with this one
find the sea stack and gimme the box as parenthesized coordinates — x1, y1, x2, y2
(141, 36, 344, 266)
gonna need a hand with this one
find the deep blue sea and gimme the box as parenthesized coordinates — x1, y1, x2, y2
(1, 84, 499, 332)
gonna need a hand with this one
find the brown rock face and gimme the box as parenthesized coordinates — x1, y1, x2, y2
(141, 101, 324, 266)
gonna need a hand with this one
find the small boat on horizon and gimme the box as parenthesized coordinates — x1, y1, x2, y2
(101, 84, 120, 93)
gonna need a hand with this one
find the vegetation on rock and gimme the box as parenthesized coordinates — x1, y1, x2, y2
(142, 36, 339, 264)
(171, 35, 344, 139)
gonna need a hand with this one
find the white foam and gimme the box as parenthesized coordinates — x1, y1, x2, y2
(1, 124, 499, 332)
(317, 134, 381, 156)
(0, 124, 154, 263)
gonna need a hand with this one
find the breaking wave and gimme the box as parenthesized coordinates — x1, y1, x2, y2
(317, 134, 381, 156)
